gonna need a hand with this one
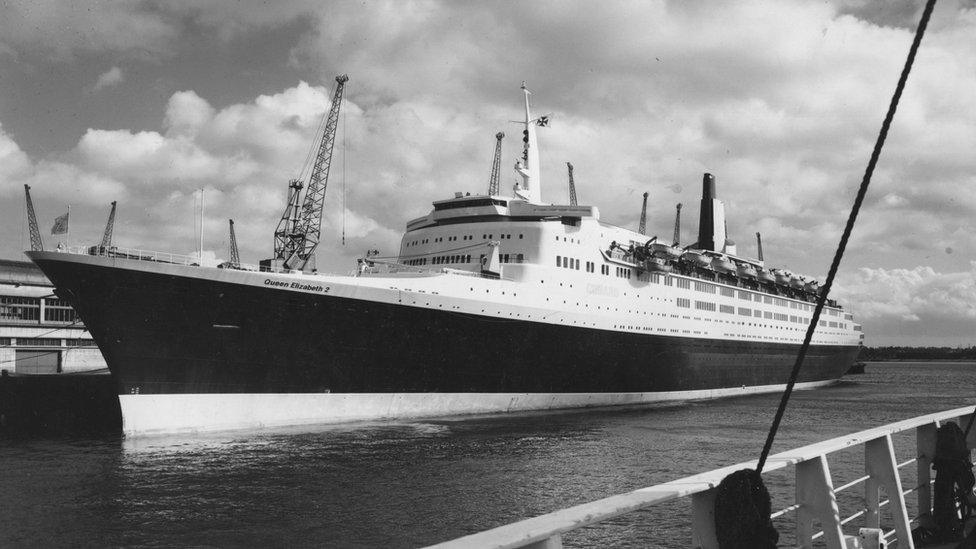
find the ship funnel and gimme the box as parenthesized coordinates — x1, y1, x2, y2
(696, 173, 727, 252)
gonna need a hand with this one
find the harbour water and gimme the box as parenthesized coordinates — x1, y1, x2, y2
(2, 361, 974, 547)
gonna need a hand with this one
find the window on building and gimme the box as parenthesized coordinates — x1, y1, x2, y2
(0, 296, 41, 323)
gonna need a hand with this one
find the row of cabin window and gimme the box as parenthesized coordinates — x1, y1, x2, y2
(432, 254, 472, 265)
(405, 233, 524, 248)
(545, 259, 842, 317)
(404, 258, 428, 266)
(555, 256, 580, 270)
(499, 253, 525, 263)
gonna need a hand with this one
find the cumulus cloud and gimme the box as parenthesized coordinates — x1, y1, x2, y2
(92, 66, 124, 91)
(833, 263, 976, 345)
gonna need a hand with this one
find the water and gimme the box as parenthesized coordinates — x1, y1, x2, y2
(2, 362, 974, 547)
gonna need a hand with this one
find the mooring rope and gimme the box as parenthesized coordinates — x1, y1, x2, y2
(755, 0, 938, 474)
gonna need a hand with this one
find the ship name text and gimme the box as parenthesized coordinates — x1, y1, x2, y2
(263, 279, 330, 293)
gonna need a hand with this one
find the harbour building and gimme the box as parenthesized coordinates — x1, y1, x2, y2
(0, 259, 106, 375)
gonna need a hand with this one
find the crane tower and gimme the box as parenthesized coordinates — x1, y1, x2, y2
(487, 132, 504, 196)
(566, 162, 578, 206)
(673, 203, 682, 247)
(270, 74, 349, 272)
(101, 201, 117, 248)
(638, 192, 649, 235)
(24, 185, 43, 252)
(229, 219, 240, 267)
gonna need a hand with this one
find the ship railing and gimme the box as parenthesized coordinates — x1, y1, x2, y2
(427, 406, 976, 549)
(65, 245, 201, 266)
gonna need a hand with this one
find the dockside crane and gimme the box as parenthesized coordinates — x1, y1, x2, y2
(638, 192, 649, 235)
(24, 185, 43, 251)
(100, 201, 117, 248)
(488, 132, 504, 196)
(229, 219, 240, 267)
(672, 203, 682, 247)
(271, 74, 349, 272)
(566, 162, 578, 206)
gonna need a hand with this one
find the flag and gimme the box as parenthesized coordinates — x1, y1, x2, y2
(51, 212, 69, 235)
(536, 116, 550, 127)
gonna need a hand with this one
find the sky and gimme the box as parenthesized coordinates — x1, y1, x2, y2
(0, 0, 973, 346)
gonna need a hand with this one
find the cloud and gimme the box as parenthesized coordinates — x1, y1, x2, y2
(833, 263, 976, 345)
(92, 66, 124, 92)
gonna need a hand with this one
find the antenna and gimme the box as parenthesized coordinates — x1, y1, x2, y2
(673, 203, 682, 247)
(24, 185, 43, 251)
(638, 192, 649, 235)
(488, 132, 504, 196)
(100, 201, 117, 248)
(566, 162, 578, 206)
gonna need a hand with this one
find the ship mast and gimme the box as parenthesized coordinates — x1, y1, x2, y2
(514, 82, 542, 204)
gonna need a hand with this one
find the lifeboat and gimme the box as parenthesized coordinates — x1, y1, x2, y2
(790, 276, 806, 290)
(709, 254, 736, 275)
(650, 242, 682, 260)
(773, 269, 792, 286)
(643, 257, 673, 273)
(804, 280, 821, 293)
(756, 269, 775, 284)
(736, 262, 757, 280)
(681, 250, 711, 268)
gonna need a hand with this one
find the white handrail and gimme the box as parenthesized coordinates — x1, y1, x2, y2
(428, 406, 975, 549)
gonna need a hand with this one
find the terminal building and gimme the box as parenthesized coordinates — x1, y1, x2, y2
(0, 258, 106, 375)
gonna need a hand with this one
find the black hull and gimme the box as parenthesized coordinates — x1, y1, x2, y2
(30, 255, 858, 397)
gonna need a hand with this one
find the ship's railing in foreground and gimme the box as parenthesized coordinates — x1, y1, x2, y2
(429, 406, 976, 549)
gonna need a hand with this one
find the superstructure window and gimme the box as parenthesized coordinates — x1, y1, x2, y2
(738, 307, 751, 316)
(695, 301, 716, 312)
(676, 278, 691, 289)
(433, 198, 507, 211)
(719, 305, 735, 314)
(556, 256, 562, 267)
(676, 298, 691, 308)
(719, 287, 734, 297)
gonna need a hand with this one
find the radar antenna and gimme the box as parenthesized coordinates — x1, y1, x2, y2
(566, 162, 578, 206)
(24, 185, 43, 251)
(488, 132, 504, 196)
(638, 192, 649, 235)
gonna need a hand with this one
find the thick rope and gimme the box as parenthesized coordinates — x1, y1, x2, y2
(756, 0, 937, 473)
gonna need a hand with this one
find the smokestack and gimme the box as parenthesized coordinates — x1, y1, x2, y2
(696, 173, 726, 251)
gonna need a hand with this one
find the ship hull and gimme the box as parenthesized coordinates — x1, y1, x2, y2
(30, 252, 858, 435)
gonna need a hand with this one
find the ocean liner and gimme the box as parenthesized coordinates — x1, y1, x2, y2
(27, 82, 862, 435)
